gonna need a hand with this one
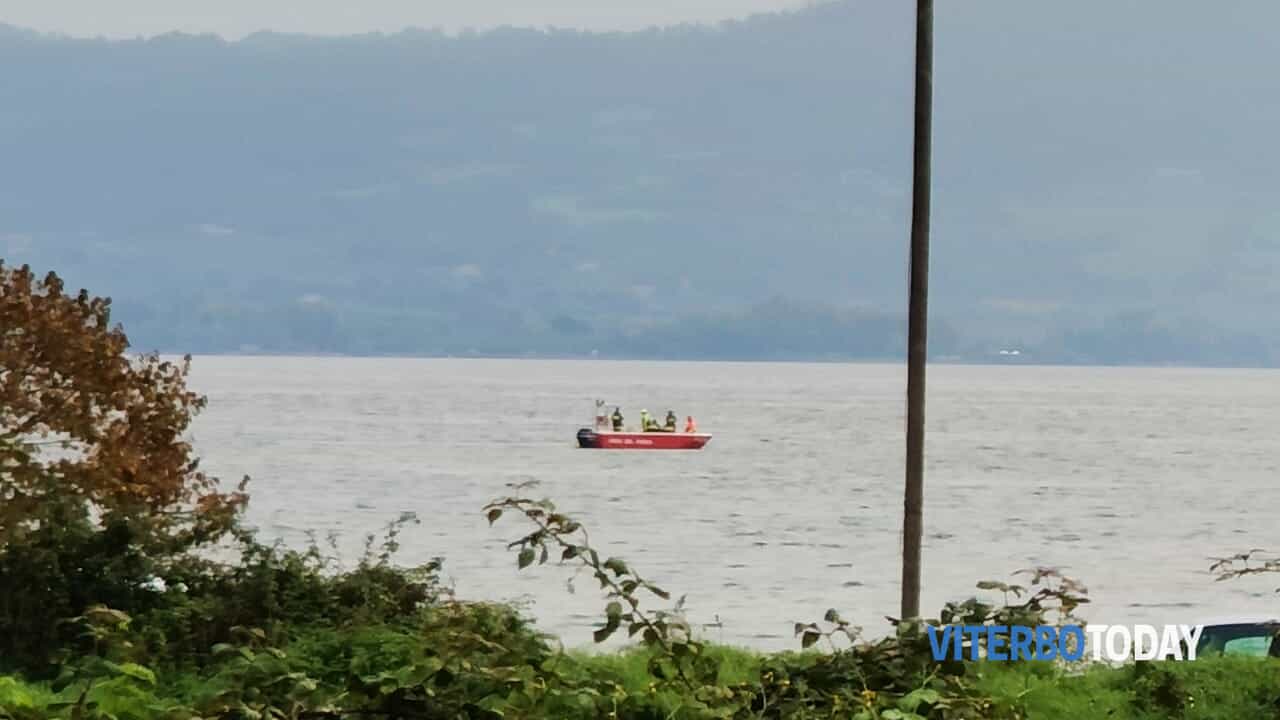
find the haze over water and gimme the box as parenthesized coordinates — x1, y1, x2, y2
(188, 357, 1280, 650)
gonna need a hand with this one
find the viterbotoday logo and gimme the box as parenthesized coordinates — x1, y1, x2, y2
(926, 624, 1205, 662)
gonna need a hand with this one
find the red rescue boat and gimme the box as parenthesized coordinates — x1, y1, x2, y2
(576, 428, 711, 450)
(576, 400, 711, 450)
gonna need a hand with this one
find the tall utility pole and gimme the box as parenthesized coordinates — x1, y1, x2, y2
(901, 0, 934, 621)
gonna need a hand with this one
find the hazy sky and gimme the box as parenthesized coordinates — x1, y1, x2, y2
(1, 0, 816, 38)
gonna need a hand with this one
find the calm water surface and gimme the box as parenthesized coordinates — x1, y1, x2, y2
(187, 357, 1280, 650)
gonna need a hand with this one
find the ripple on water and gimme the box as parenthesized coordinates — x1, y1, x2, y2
(189, 358, 1280, 650)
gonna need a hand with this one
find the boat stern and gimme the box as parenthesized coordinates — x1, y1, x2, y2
(576, 428, 599, 448)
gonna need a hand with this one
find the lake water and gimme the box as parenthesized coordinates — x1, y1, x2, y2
(187, 357, 1280, 650)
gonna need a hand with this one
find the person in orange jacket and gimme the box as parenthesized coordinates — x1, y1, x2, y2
(684, 416, 697, 433)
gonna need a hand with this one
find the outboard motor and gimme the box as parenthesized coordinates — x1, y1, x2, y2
(576, 428, 598, 448)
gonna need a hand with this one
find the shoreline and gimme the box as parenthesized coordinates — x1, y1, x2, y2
(161, 351, 1280, 372)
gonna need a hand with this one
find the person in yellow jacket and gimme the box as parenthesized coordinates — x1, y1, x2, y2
(639, 409, 652, 432)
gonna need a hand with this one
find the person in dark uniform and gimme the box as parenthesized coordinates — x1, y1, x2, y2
(664, 410, 677, 432)
(611, 407, 624, 431)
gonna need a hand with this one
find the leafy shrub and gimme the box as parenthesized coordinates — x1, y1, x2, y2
(0, 504, 168, 674)
(133, 513, 444, 670)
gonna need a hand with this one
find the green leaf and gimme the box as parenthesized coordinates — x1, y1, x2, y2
(487, 508, 503, 525)
(562, 546, 580, 561)
(517, 548, 536, 569)
(593, 614, 622, 643)
(800, 631, 821, 649)
(605, 601, 623, 618)
(84, 606, 131, 627)
(898, 688, 942, 712)
(398, 656, 444, 687)
(539, 545, 549, 565)
(50, 668, 77, 693)
(113, 662, 156, 686)
(603, 558, 629, 577)
(824, 608, 842, 623)
(647, 655, 671, 680)
(794, 622, 818, 636)
(211, 643, 237, 658)
(647, 584, 671, 600)
(476, 693, 508, 716)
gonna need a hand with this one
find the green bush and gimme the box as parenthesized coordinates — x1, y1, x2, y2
(134, 528, 442, 668)
(0, 503, 443, 678)
(3, 480, 1277, 719)
(0, 502, 167, 675)
(6, 649, 1280, 719)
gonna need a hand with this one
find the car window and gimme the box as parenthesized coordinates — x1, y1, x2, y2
(1222, 636, 1271, 657)
(1195, 625, 1280, 658)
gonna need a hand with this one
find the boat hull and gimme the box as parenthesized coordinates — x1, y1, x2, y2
(576, 428, 711, 450)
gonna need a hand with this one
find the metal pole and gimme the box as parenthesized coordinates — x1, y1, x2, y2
(901, 0, 934, 621)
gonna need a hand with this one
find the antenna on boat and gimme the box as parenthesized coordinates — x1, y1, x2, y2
(594, 398, 608, 431)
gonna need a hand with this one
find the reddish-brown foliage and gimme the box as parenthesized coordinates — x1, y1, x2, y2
(1, 261, 246, 546)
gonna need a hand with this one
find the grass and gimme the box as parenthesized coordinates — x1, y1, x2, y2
(6, 644, 1279, 719)
(971, 656, 1280, 719)
(573, 644, 766, 690)
(0, 676, 56, 711)
(974, 661, 1136, 718)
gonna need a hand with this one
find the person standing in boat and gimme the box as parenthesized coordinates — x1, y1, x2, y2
(611, 407, 624, 431)
(664, 410, 678, 432)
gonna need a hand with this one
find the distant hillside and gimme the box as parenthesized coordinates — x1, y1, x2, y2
(3, 1, 1279, 364)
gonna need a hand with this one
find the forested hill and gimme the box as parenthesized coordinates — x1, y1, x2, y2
(3, 1, 1279, 364)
